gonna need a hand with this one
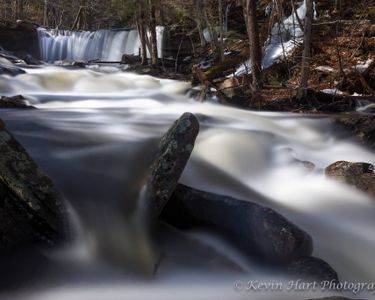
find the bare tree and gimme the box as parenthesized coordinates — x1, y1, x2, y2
(149, 0, 158, 66)
(245, 0, 263, 90)
(297, 0, 313, 100)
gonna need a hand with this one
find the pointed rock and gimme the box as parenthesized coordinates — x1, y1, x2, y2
(143, 113, 199, 217)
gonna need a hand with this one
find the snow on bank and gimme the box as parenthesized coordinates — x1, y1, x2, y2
(235, 1, 314, 76)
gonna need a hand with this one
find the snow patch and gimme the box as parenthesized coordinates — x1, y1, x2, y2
(234, 1, 316, 76)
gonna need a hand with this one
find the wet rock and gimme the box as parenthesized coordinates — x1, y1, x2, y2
(334, 116, 375, 150)
(0, 120, 66, 249)
(0, 95, 35, 109)
(161, 184, 313, 263)
(0, 58, 25, 76)
(287, 256, 339, 282)
(0, 22, 40, 59)
(325, 161, 375, 197)
(121, 54, 141, 64)
(143, 113, 199, 218)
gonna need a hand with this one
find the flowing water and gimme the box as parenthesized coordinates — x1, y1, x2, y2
(38, 27, 164, 62)
(0, 64, 374, 300)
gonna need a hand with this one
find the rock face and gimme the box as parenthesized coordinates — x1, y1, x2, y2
(161, 184, 313, 263)
(0, 21, 40, 59)
(143, 113, 199, 218)
(0, 121, 66, 248)
(0, 95, 35, 109)
(325, 161, 375, 197)
(287, 256, 339, 282)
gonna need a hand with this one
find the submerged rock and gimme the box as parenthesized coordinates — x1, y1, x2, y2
(325, 161, 375, 197)
(143, 113, 199, 218)
(0, 95, 35, 109)
(161, 184, 313, 263)
(287, 256, 339, 283)
(0, 121, 66, 248)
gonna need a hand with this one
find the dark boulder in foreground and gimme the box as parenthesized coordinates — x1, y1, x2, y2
(0, 95, 35, 109)
(0, 120, 66, 249)
(325, 161, 375, 197)
(143, 113, 199, 218)
(287, 256, 339, 283)
(161, 184, 313, 263)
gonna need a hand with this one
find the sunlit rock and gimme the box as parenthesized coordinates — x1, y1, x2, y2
(325, 161, 375, 197)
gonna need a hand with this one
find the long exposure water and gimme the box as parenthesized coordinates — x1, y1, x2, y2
(0, 64, 374, 300)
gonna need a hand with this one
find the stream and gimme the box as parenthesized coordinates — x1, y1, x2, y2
(0, 65, 374, 300)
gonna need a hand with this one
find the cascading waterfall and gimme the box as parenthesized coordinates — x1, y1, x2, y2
(37, 27, 164, 62)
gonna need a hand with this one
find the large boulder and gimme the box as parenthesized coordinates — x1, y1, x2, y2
(161, 184, 313, 263)
(0, 21, 40, 59)
(325, 161, 375, 197)
(287, 256, 339, 283)
(142, 113, 199, 218)
(0, 120, 66, 248)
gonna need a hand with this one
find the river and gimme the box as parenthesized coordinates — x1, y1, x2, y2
(0, 64, 374, 300)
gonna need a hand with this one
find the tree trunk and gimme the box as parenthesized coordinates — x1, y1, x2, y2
(194, 0, 206, 47)
(149, 0, 158, 66)
(44, 0, 48, 26)
(218, 0, 225, 62)
(245, 0, 263, 90)
(136, 1, 148, 65)
(15, 0, 23, 20)
(297, 0, 313, 100)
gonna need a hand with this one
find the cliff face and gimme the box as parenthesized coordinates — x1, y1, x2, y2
(0, 21, 40, 59)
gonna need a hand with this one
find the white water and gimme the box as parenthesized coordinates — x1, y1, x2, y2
(0, 65, 374, 300)
(38, 27, 164, 62)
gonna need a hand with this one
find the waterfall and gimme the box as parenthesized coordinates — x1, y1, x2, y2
(37, 27, 164, 62)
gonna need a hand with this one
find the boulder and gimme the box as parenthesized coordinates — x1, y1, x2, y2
(325, 161, 375, 197)
(334, 116, 375, 150)
(161, 184, 313, 263)
(121, 54, 141, 64)
(287, 256, 339, 283)
(142, 113, 199, 218)
(0, 57, 25, 76)
(0, 22, 40, 59)
(0, 120, 66, 248)
(0, 95, 35, 109)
